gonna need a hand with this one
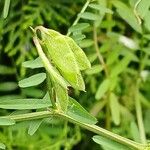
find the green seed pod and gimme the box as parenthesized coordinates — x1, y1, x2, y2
(64, 36, 91, 70)
(35, 26, 89, 91)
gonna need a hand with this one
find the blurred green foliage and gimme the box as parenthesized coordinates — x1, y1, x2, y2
(0, 0, 150, 149)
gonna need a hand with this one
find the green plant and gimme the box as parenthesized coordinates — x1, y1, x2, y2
(1, 0, 150, 149)
(0, 25, 149, 150)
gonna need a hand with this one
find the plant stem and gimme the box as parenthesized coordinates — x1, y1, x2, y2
(93, 24, 108, 76)
(67, 0, 91, 36)
(135, 80, 146, 144)
(1, 110, 146, 150)
(134, 0, 142, 25)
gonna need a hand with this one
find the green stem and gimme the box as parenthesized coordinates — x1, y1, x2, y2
(67, 0, 91, 36)
(46, 73, 57, 109)
(1, 110, 146, 150)
(135, 80, 147, 144)
(134, 0, 142, 25)
(93, 24, 108, 76)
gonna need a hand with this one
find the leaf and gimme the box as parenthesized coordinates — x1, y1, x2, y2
(22, 57, 43, 69)
(106, 48, 120, 65)
(89, 3, 113, 14)
(3, 0, 10, 19)
(64, 36, 91, 70)
(92, 135, 131, 150)
(95, 79, 110, 100)
(0, 98, 51, 109)
(144, 110, 150, 134)
(69, 23, 90, 32)
(40, 28, 81, 90)
(19, 73, 46, 88)
(144, 10, 150, 31)
(113, 1, 142, 33)
(0, 118, 15, 126)
(22, 88, 44, 98)
(110, 56, 131, 77)
(85, 65, 103, 75)
(78, 12, 100, 20)
(33, 36, 68, 89)
(71, 34, 86, 42)
(55, 83, 68, 112)
(137, 0, 150, 18)
(36, 27, 88, 91)
(110, 93, 120, 125)
(130, 121, 140, 142)
(0, 65, 15, 75)
(28, 119, 43, 136)
(0, 82, 18, 91)
(79, 39, 94, 48)
(67, 97, 97, 124)
(0, 142, 6, 149)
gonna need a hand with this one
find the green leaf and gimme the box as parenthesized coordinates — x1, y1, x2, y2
(55, 83, 68, 112)
(130, 121, 140, 142)
(28, 119, 43, 136)
(0, 98, 51, 109)
(0, 82, 18, 91)
(36, 27, 87, 91)
(22, 88, 44, 98)
(85, 65, 103, 75)
(113, 1, 142, 33)
(78, 12, 100, 20)
(71, 34, 86, 42)
(3, 0, 10, 19)
(79, 39, 94, 48)
(137, 0, 150, 18)
(92, 135, 131, 150)
(64, 36, 91, 70)
(19, 73, 46, 88)
(144, 10, 150, 31)
(67, 97, 97, 124)
(89, 3, 113, 14)
(110, 93, 120, 125)
(41, 28, 81, 90)
(110, 56, 131, 77)
(0, 142, 6, 149)
(0, 118, 15, 126)
(106, 47, 120, 65)
(0, 65, 15, 75)
(95, 79, 110, 100)
(144, 110, 150, 134)
(33, 36, 68, 89)
(22, 57, 43, 69)
(69, 23, 90, 32)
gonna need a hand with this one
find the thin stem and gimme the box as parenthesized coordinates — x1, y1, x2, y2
(67, 0, 91, 36)
(93, 24, 108, 76)
(134, 0, 142, 25)
(1, 110, 146, 150)
(106, 0, 113, 32)
(135, 80, 146, 144)
(135, 37, 147, 144)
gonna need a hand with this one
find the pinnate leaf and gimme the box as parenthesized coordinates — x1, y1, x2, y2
(0, 98, 51, 109)
(19, 73, 46, 88)
(0, 118, 15, 126)
(22, 57, 43, 69)
(67, 97, 97, 124)
(28, 119, 43, 136)
(92, 135, 131, 150)
(95, 79, 110, 100)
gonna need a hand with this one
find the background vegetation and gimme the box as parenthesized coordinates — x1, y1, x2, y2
(0, 0, 150, 149)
